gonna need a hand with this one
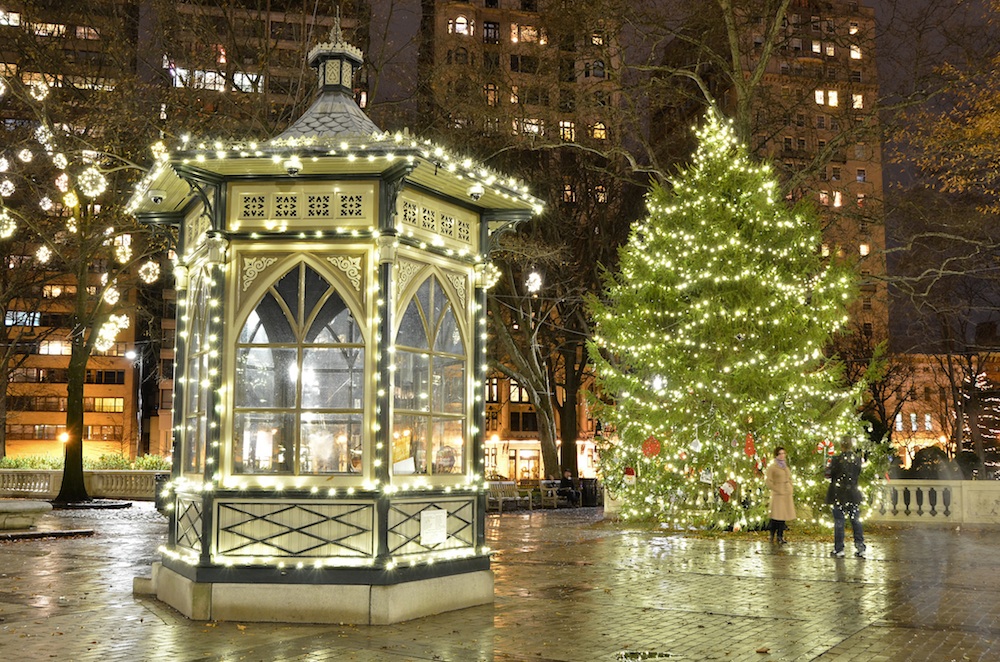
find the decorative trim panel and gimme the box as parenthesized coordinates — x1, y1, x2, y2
(387, 498, 475, 556)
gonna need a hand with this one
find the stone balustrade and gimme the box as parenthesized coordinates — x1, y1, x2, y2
(0, 470, 167, 500)
(869, 479, 1000, 525)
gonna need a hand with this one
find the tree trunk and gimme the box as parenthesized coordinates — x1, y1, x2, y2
(54, 330, 91, 503)
(557, 347, 582, 477)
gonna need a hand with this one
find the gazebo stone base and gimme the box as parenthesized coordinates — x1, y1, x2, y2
(136, 562, 494, 624)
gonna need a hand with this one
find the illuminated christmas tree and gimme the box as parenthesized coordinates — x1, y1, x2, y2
(589, 111, 865, 528)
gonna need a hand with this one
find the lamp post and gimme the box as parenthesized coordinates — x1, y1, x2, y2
(125, 344, 146, 458)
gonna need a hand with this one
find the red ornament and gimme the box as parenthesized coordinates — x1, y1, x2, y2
(642, 435, 661, 458)
(719, 479, 738, 503)
(744, 432, 756, 457)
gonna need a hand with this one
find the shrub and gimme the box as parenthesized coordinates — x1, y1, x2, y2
(0, 455, 63, 469)
(132, 454, 171, 471)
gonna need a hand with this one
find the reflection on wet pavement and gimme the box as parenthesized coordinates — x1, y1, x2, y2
(1, 503, 998, 661)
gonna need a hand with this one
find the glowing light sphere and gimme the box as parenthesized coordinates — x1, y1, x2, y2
(525, 271, 542, 293)
(34, 125, 53, 149)
(0, 180, 14, 197)
(35, 245, 52, 263)
(63, 191, 78, 208)
(78, 166, 107, 197)
(52, 153, 67, 169)
(29, 81, 48, 100)
(139, 260, 161, 283)
(0, 210, 15, 238)
(66, 217, 77, 233)
(39, 197, 53, 211)
(17, 148, 32, 163)
(115, 242, 132, 264)
(55, 173, 69, 192)
(151, 141, 168, 161)
(0, 157, 7, 172)
(103, 286, 121, 305)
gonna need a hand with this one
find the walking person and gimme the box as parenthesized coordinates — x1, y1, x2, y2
(765, 446, 795, 544)
(826, 435, 866, 558)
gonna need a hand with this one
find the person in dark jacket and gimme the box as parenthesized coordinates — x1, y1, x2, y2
(825, 435, 866, 558)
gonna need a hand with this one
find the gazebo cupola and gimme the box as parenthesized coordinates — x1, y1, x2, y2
(129, 20, 541, 625)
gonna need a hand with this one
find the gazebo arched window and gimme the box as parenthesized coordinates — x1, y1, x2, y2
(182, 265, 211, 475)
(392, 275, 466, 476)
(233, 263, 365, 475)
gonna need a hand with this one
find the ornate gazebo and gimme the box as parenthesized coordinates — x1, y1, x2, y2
(129, 24, 541, 624)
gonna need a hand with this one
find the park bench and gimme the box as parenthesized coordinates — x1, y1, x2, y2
(539, 480, 577, 509)
(487, 481, 533, 513)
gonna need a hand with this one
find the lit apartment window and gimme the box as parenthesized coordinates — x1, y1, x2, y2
(825, 42, 835, 57)
(862, 296, 872, 310)
(850, 21, 859, 35)
(590, 121, 607, 139)
(519, 118, 542, 135)
(910, 413, 918, 432)
(76, 26, 99, 39)
(511, 24, 540, 43)
(859, 242, 870, 256)
(827, 90, 838, 106)
(593, 185, 608, 203)
(591, 31, 604, 46)
(850, 44, 862, 59)
(562, 182, 576, 203)
(484, 83, 499, 106)
(852, 93, 864, 109)
(812, 40, 821, 54)
(831, 166, 841, 181)
(814, 89, 825, 105)
(833, 190, 842, 207)
(924, 414, 933, 431)
(819, 191, 829, 206)
(857, 193, 866, 207)
(30, 22, 65, 37)
(485, 377, 500, 403)
(856, 168, 867, 182)
(0, 10, 21, 25)
(559, 120, 575, 141)
(510, 85, 519, 104)
(449, 16, 473, 36)
(510, 379, 529, 403)
(895, 413, 903, 431)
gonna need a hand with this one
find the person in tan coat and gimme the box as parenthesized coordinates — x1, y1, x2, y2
(765, 446, 796, 544)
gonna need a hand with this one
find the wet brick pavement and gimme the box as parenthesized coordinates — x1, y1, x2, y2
(1, 503, 999, 661)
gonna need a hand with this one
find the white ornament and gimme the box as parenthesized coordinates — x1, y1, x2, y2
(78, 166, 107, 197)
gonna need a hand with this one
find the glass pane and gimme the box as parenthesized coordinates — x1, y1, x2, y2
(302, 265, 328, 320)
(235, 347, 298, 408)
(392, 414, 427, 475)
(184, 353, 200, 415)
(394, 350, 429, 411)
(432, 356, 465, 414)
(430, 277, 447, 330)
(434, 307, 464, 354)
(300, 413, 363, 474)
(307, 294, 359, 344)
(431, 418, 464, 474)
(396, 300, 428, 349)
(183, 415, 204, 473)
(239, 292, 295, 344)
(233, 412, 294, 473)
(301, 347, 365, 409)
(274, 267, 300, 324)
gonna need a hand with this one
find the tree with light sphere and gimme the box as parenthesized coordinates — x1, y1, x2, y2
(0, 77, 169, 500)
(588, 111, 866, 529)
